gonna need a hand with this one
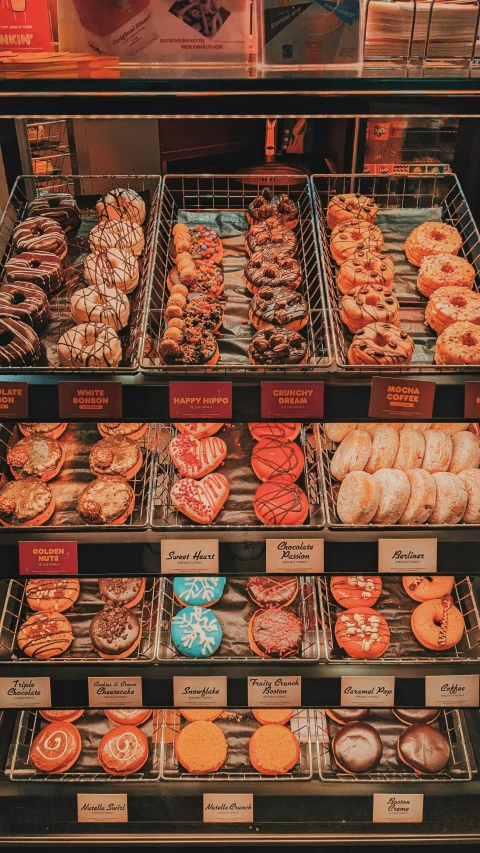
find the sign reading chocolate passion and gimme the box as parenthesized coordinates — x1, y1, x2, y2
(261, 381, 324, 419)
(368, 376, 435, 420)
(59, 382, 122, 419)
(19, 541, 78, 576)
(0, 383, 28, 418)
(169, 382, 232, 419)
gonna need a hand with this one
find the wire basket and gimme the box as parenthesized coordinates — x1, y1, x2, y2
(0, 174, 161, 373)
(141, 173, 332, 374)
(0, 576, 161, 664)
(161, 708, 314, 781)
(311, 171, 480, 374)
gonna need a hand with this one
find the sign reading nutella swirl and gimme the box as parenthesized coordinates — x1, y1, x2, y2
(19, 541, 78, 575)
(0, 383, 28, 418)
(261, 382, 324, 419)
(169, 382, 232, 419)
(59, 382, 122, 419)
(369, 376, 435, 419)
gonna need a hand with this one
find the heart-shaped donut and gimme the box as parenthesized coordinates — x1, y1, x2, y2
(171, 473, 230, 524)
(169, 433, 227, 479)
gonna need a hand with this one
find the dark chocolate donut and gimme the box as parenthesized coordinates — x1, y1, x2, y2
(89, 601, 141, 657)
(397, 723, 450, 774)
(0, 282, 50, 331)
(332, 722, 383, 774)
(249, 286, 308, 331)
(12, 217, 67, 258)
(249, 606, 304, 658)
(5, 251, 65, 295)
(98, 578, 145, 607)
(248, 326, 308, 365)
(246, 223, 297, 259)
(26, 193, 81, 232)
(326, 709, 370, 725)
(393, 709, 440, 725)
(247, 189, 299, 228)
(246, 575, 299, 608)
(0, 317, 40, 367)
(244, 251, 302, 293)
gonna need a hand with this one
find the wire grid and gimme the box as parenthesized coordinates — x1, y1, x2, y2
(0, 174, 161, 373)
(311, 171, 480, 374)
(158, 576, 320, 663)
(141, 173, 331, 373)
(151, 423, 324, 530)
(7, 709, 162, 782)
(315, 708, 474, 782)
(318, 575, 480, 665)
(0, 421, 157, 531)
(0, 576, 162, 664)
(161, 708, 314, 781)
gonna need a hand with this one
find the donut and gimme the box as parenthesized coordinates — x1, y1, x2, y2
(174, 721, 227, 774)
(26, 578, 80, 612)
(417, 253, 475, 297)
(247, 189, 299, 229)
(158, 324, 219, 366)
(251, 437, 304, 483)
(448, 430, 480, 474)
(168, 433, 227, 478)
(458, 468, 480, 523)
(0, 282, 50, 331)
(422, 429, 453, 473)
(40, 710, 84, 723)
(335, 606, 390, 658)
(348, 323, 415, 366)
(171, 606, 222, 658)
(249, 286, 308, 332)
(97, 423, 147, 441)
(88, 220, 145, 257)
(330, 576, 382, 609)
(246, 576, 299, 608)
(399, 469, 436, 525)
(364, 425, 399, 474)
(332, 722, 383, 774)
(405, 222, 462, 267)
(29, 721, 81, 774)
(174, 423, 224, 440)
(428, 472, 467, 524)
(411, 594, 464, 651)
(0, 477, 54, 526)
(12, 216, 67, 259)
(17, 611, 73, 658)
(171, 473, 229, 524)
(425, 286, 480, 335)
(248, 326, 308, 365)
(246, 223, 297, 259)
(84, 249, 139, 294)
(336, 471, 380, 525)
(330, 429, 372, 481)
(337, 251, 395, 295)
(98, 725, 149, 775)
(89, 436, 142, 480)
(252, 709, 294, 726)
(96, 188, 146, 225)
(244, 251, 302, 294)
(77, 476, 135, 526)
(430, 423, 469, 435)
(393, 709, 440, 725)
(90, 602, 141, 658)
(18, 423, 67, 439)
(168, 257, 224, 296)
(340, 284, 399, 334)
(173, 576, 226, 607)
(98, 578, 146, 608)
(0, 317, 40, 367)
(327, 193, 378, 229)
(393, 429, 425, 471)
(71, 284, 130, 330)
(5, 251, 65, 295)
(171, 223, 223, 265)
(397, 724, 450, 774)
(105, 709, 152, 727)
(325, 709, 370, 725)
(402, 575, 454, 602)
(253, 478, 309, 525)
(324, 424, 357, 443)
(371, 468, 410, 524)
(180, 709, 223, 722)
(330, 220, 383, 265)
(57, 322, 122, 368)
(249, 423, 301, 442)
(249, 724, 300, 775)
(435, 321, 480, 365)
(248, 607, 304, 658)
(7, 436, 64, 481)
(26, 192, 81, 232)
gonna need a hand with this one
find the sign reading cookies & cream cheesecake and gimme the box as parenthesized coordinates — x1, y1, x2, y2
(19, 541, 78, 575)
(341, 676, 395, 707)
(368, 376, 435, 420)
(169, 382, 232, 419)
(0, 382, 28, 417)
(378, 539, 437, 573)
(203, 794, 253, 823)
(77, 794, 128, 823)
(266, 539, 324, 572)
(0, 677, 51, 709)
(59, 382, 122, 418)
(261, 381, 324, 419)
(248, 676, 301, 707)
(373, 793, 423, 824)
(161, 539, 219, 574)
(174, 676, 227, 707)
(425, 674, 479, 708)
(88, 677, 142, 708)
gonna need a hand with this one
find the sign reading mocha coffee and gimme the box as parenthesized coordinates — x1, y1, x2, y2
(0, 383, 28, 417)
(59, 382, 122, 418)
(368, 376, 435, 419)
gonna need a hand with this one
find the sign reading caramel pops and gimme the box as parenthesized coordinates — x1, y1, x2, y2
(0, 383, 28, 418)
(261, 382, 324, 419)
(369, 376, 435, 420)
(169, 382, 232, 419)
(59, 382, 122, 419)
(19, 541, 78, 575)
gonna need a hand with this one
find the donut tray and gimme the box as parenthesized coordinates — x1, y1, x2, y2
(157, 576, 320, 663)
(0, 421, 157, 530)
(151, 422, 324, 531)
(312, 171, 480, 374)
(0, 174, 161, 373)
(315, 708, 475, 783)
(6, 709, 162, 782)
(160, 708, 314, 781)
(0, 576, 161, 664)
(317, 575, 480, 665)
(141, 173, 332, 374)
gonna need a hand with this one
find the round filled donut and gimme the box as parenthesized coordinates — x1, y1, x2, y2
(335, 606, 390, 658)
(96, 187, 146, 225)
(425, 286, 480, 335)
(364, 425, 399, 474)
(98, 725, 149, 776)
(348, 322, 414, 366)
(340, 284, 399, 334)
(371, 468, 410, 524)
(402, 575, 455, 602)
(330, 576, 382, 609)
(0, 317, 40, 367)
(247, 189, 298, 229)
(57, 322, 122, 368)
(428, 472, 467, 524)
(246, 222, 297, 260)
(12, 216, 67, 259)
(168, 256, 224, 296)
(417, 253, 475, 298)
(336, 470, 380, 525)
(411, 594, 465, 651)
(399, 468, 436, 525)
(0, 282, 50, 332)
(330, 220, 384, 265)
(84, 248, 139, 294)
(29, 721, 82, 774)
(338, 251, 395, 294)
(327, 193, 378, 230)
(253, 478, 309, 525)
(421, 429, 453, 474)
(405, 222, 462, 267)
(251, 437, 304, 483)
(458, 468, 480, 523)
(5, 251, 65, 296)
(244, 251, 302, 294)
(448, 430, 480, 474)
(249, 286, 308, 332)
(330, 429, 372, 481)
(71, 284, 130, 331)
(435, 321, 480, 365)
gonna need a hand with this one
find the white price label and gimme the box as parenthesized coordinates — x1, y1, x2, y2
(425, 675, 479, 707)
(88, 677, 142, 708)
(174, 676, 227, 707)
(204, 794, 253, 823)
(341, 676, 395, 707)
(161, 539, 219, 574)
(266, 539, 324, 573)
(77, 794, 128, 823)
(0, 677, 51, 708)
(378, 538, 437, 573)
(248, 676, 301, 707)
(373, 793, 423, 824)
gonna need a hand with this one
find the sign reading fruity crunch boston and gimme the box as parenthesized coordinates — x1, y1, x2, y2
(169, 382, 232, 419)
(59, 382, 122, 419)
(369, 376, 435, 420)
(261, 382, 324, 419)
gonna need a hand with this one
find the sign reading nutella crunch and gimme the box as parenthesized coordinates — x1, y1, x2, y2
(369, 376, 435, 420)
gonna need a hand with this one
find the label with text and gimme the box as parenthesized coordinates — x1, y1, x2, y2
(248, 676, 301, 707)
(341, 676, 395, 707)
(373, 793, 423, 824)
(261, 382, 324, 419)
(19, 541, 78, 576)
(266, 539, 324, 573)
(161, 539, 218, 574)
(0, 677, 51, 709)
(378, 539, 437, 573)
(88, 677, 142, 708)
(203, 794, 253, 824)
(0, 383, 28, 418)
(174, 676, 227, 707)
(169, 382, 232, 419)
(464, 382, 480, 418)
(59, 382, 122, 419)
(77, 794, 128, 823)
(425, 674, 479, 707)
(369, 376, 435, 420)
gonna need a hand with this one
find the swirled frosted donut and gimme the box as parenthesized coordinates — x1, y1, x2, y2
(338, 250, 394, 294)
(96, 188, 146, 225)
(405, 222, 462, 267)
(340, 283, 399, 333)
(57, 322, 122, 367)
(348, 322, 414, 366)
(13, 216, 67, 259)
(417, 252, 475, 297)
(327, 193, 378, 229)
(425, 286, 480, 335)
(71, 284, 130, 330)
(435, 321, 480, 365)
(330, 220, 383, 265)
(88, 220, 144, 256)
(84, 249, 139, 294)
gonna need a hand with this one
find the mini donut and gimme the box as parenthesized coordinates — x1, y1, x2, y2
(253, 478, 309, 525)
(336, 470, 380, 525)
(458, 468, 480, 523)
(84, 248, 139, 294)
(430, 423, 469, 435)
(405, 222, 462, 267)
(29, 721, 81, 773)
(330, 220, 384, 265)
(324, 423, 357, 443)
(402, 575, 455, 602)
(171, 223, 223, 264)
(428, 472, 467, 524)
(335, 606, 390, 658)
(247, 188, 298, 228)
(244, 251, 302, 294)
(248, 326, 308, 365)
(448, 430, 480, 474)
(411, 594, 465, 650)
(0, 477, 54, 527)
(330, 575, 382, 609)
(90, 436, 143, 480)
(340, 284, 399, 333)
(98, 725, 149, 775)
(7, 435, 64, 482)
(425, 286, 480, 335)
(364, 424, 399, 474)
(249, 286, 308, 332)
(168, 256, 224, 296)
(88, 220, 144, 257)
(26, 192, 81, 232)
(0, 282, 50, 332)
(249, 423, 301, 442)
(417, 253, 475, 297)
(58, 322, 122, 368)
(327, 193, 378, 229)
(348, 323, 414, 366)
(12, 216, 67, 259)
(371, 468, 410, 524)
(96, 188, 146, 225)
(71, 284, 130, 330)
(393, 429, 425, 471)
(338, 251, 395, 294)
(0, 317, 40, 367)
(26, 578, 80, 612)
(246, 223, 297, 259)
(422, 430, 453, 474)
(251, 437, 304, 483)
(330, 429, 372, 481)
(5, 251, 65, 296)
(399, 469, 436, 525)
(435, 321, 480, 365)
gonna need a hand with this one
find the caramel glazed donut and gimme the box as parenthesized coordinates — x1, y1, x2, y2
(84, 248, 139, 294)
(348, 322, 415, 366)
(244, 251, 302, 294)
(338, 250, 395, 295)
(340, 284, 399, 334)
(57, 322, 122, 368)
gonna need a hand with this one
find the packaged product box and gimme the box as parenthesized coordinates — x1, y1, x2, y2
(0, 0, 53, 51)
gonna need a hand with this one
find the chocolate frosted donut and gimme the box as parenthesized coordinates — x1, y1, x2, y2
(246, 223, 297, 259)
(348, 322, 414, 366)
(332, 722, 383, 774)
(397, 724, 450, 774)
(249, 286, 308, 332)
(326, 709, 370, 725)
(249, 606, 304, 658)
(247, 188, 298, 228)
(249, 326, 308, 365)
(244, 251, 302, 293)
(0, 282, 50, 331)
(393, 709, 440, 725)
(13, 217, 67, 259)
(5, 251, 65, 295)
(0, 317, 40, 367)
(90, 601, 141, 658)
(246, 575, 299, 607)
(26, 193, 81, 232)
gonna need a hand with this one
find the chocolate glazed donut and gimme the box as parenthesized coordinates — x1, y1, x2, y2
(12, 217, 67, 259)
(244, 251, 302, 293)
(5, 251, 65, 295)
(0, 317, 40, 367)
(26, 193, 81, 232)
(0, 282, 50, 332)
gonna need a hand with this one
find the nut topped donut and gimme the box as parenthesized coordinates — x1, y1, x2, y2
(340, 284, 399, 334)
(5, 251, 65, 295)
(0, 282, 50, 331)
(348, 322, 414, 366)
(26, 192, 81, 232)
(84, 248, 139, 294)
(327, 193, 378, 230)
(96, 187, 146, 225)
(248, 326, 308, 365)
(335, 606, 390, 658)
(7, 435, 64, 481)
(90, 436, 143, 480)
(435, 320, 480, 365)
(425, 286, 480, 335)
(338, 250, 395, 295)
(171, 223, 223, 264)
(417, 253, 475, 297)
(330, 576, 382, 609)
(168, 256, 224, 296)
(244, 251, 302, 294)
(405, 222, 462, 267)
(247, 188, 298, 229)
(246, 223, 297, 259)
(12, 216, 67, 259)
(0, 317, 40, 367)
(57, 322, 122, 368)
(330, 220, 384, 265)
(249, 286, 308, 332)
(88, 220, 145, 257)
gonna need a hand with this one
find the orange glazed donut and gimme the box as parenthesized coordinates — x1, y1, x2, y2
(348, 323, 414, 366)
(425, 286, 480, 335)
(330, 220, 384, 265)
(402, 575, 455, 602)
(340, 284, 399, 334)
(421, 429, 453, 474)
(336, 471, 380, 525)
(458, 468, 480, 523)
(435, 321, 480, 365)
(338, 251, 395, 295)
(399, 469, 436, 525)
(371, 468, 410, 524)
(405, 222, 462, 267)
(393, 429, 425, 471)
(411, 595, 465, 651)
(330, 429, 372, 481)
(448, 430, 480, 474)
(335, 606, 390, 658)
(327, 193, 378, 229)
(417, 253, 475, 298)
(428, 472, 467, 524)
(364, 425, 399, 474)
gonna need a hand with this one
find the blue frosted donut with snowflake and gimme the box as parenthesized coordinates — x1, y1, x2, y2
(171, 606, 222, 658)
(173, 576, 226, 607)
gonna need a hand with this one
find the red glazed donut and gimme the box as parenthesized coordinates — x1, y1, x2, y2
(330, 576, 382, 609)
(335, 606, 390, 658)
